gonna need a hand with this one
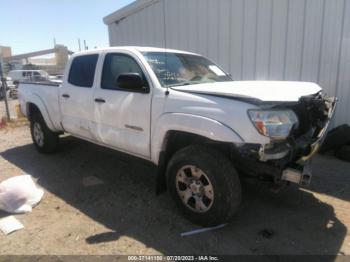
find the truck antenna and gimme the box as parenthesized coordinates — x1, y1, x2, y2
(163, 0, 169, 96)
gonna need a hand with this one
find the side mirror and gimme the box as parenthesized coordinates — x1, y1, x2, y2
(116, 73, 148, 92)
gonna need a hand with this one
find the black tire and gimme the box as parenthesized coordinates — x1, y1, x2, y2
(320, 125, 350, 153)
(30, 113, 59, 153)
(166, 145, 241, 226)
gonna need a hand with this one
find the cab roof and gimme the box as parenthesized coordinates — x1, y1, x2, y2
(72, 46, 200, 57)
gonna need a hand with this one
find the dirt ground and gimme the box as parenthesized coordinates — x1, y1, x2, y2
(0, 124, 350, 256)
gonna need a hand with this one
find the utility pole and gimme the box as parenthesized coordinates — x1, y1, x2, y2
(0, 57, 10, 120)
(84, 40, 87, 50)
(78, 38, 81, 51)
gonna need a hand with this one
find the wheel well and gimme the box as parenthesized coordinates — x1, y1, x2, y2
(26, 103, 41, 121)
(156, 130, 231, 195)
(163, 131, 231, 159)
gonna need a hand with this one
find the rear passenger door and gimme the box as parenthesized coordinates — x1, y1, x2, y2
(60, 54, 98, 140)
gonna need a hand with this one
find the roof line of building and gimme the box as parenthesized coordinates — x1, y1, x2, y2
(103, 0, 160, 25)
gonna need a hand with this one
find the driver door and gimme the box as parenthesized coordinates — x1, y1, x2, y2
(91, 52, 152, 158)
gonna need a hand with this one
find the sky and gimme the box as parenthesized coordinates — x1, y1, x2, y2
(0, 0, 134, 55)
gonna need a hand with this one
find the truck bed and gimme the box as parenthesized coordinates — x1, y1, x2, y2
(18, 81, 63, 132)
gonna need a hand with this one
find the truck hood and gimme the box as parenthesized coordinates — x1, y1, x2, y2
(171, 81, 322, 103)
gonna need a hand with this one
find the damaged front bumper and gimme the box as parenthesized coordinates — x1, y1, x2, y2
(280, 96, 337, 186)
(233, 95, 337, 186)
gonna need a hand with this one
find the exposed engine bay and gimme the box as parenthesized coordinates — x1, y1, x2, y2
(289, 94, 335, 150)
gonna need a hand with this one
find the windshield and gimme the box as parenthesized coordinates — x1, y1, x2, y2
(142, 52, 232, 87)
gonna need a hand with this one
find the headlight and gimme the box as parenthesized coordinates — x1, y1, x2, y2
(248, 110, 298, 139)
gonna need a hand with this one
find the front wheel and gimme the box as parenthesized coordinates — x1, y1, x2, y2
(30, 114, 59, 153)
(166, 145, 241, 226)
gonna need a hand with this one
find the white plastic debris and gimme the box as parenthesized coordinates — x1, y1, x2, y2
(0, 216, 24, 235)
(0, 175, 44, 214)
(180, 223, 227, 237)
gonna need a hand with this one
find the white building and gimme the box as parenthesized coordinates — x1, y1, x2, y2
(104, 0, 350, 126)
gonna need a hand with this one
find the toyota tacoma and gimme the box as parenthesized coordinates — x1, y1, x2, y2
(18, 47, 337, 226)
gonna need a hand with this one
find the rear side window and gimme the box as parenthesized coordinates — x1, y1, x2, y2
(68, 54, 98, 87)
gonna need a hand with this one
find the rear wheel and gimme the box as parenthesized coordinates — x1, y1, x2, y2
(30, 114, 59, 153)
(166, 145, 241, 226)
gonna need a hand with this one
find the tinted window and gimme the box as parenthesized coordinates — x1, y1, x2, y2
(101, 53, 146, 90)
(68, 54, 98, 87)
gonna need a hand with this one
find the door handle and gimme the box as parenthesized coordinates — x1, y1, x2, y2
(62, 94, 70, 98)
(94, 98, 106, 103)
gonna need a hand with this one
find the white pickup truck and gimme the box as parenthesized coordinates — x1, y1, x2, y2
(19, 47, 336, 226)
